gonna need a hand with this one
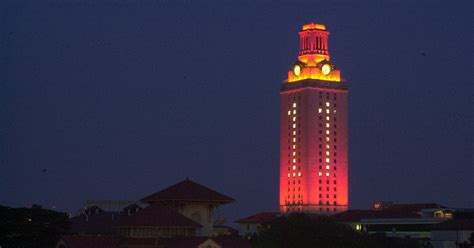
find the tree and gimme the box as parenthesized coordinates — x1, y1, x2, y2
(0, 205, 70, 248)
(251, 213, 422, 248)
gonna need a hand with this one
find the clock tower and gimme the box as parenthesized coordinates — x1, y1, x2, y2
(280, 23, 349, 214)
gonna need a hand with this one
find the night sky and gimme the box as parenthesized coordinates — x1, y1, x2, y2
(1, 0, 472, 222)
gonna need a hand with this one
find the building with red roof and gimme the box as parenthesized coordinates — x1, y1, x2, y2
(60, 178, 244, 247)
(114, 203, 201, 238)
(140, 178, 234, 236)
(235, 212, 279, 236)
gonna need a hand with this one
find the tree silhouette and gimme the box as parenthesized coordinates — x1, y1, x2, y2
(0, 205, 70, 248)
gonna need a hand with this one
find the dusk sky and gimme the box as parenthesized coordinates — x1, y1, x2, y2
(1, 0, 472, 222)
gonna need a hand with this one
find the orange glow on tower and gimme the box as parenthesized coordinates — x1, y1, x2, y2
(287, 23, 341, 83)
(280, 23, 349, 214)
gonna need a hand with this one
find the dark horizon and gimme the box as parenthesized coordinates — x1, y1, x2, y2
(1, 0, 472, 222)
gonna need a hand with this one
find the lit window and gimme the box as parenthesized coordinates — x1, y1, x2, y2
(325, 151, 330, 156)
(355, 224, 361, 231)
(292, 165, 296, 170)
(298, 172, 301, 177)
(293, 110, 296, 114)
(326, 172, 330, 177)
(293, 152, 296, 156)
(293, 124, 296, 128)
(326, 144, 330, 149)
(293, 145, 296, 149)
(326, 109, 330, 114)
(288, 173, 290, 177)
(293, 103, 297, 108)
(293, 159, 296, 163)
(293, 172, 296, 177)
(326, 137, 330, 142)
(318, 108, 322, 113)
(326, 102, 330, 107)
(293, 138, 296, 142)
(326, 123, 330, 128)
(288, 110, 291, 115)
(318, 172, 322, 176)
(325, 158, 330, 163)
(293, 131, 296, 135)
(333, 109, 337, 114)
(326, 116, 330, 121)
(326, 130, 330, 135)
(326, 165, 330, 170)
(293, 117, 296, 122)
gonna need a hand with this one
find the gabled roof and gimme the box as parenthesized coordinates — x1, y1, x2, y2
(235, 212, 280, 224)
(114, 203, 201, 228)
(141, 178, 235, 204)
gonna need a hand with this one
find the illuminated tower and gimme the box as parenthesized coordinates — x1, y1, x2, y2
(280, 23, 349, 214)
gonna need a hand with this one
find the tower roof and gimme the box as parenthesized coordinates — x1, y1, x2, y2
(140, 178, 235, 204)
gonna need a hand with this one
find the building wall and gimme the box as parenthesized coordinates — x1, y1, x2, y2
(280, 86, 348, 214)
(178, 203, 214, 236)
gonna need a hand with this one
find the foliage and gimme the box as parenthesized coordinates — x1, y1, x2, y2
(251, 213, 423, 248)
(0, 205, 70, 248)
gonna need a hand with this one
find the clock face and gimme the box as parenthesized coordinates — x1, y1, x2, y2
(321, 64, 331, 75)
(293, 64, 301, 76)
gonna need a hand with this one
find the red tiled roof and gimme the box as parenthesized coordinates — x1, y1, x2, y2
(141, 178, 235, 204)
(114, 203, 201, 228)
(235, 212, 279, 224)
(60, 235, 119, 248)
